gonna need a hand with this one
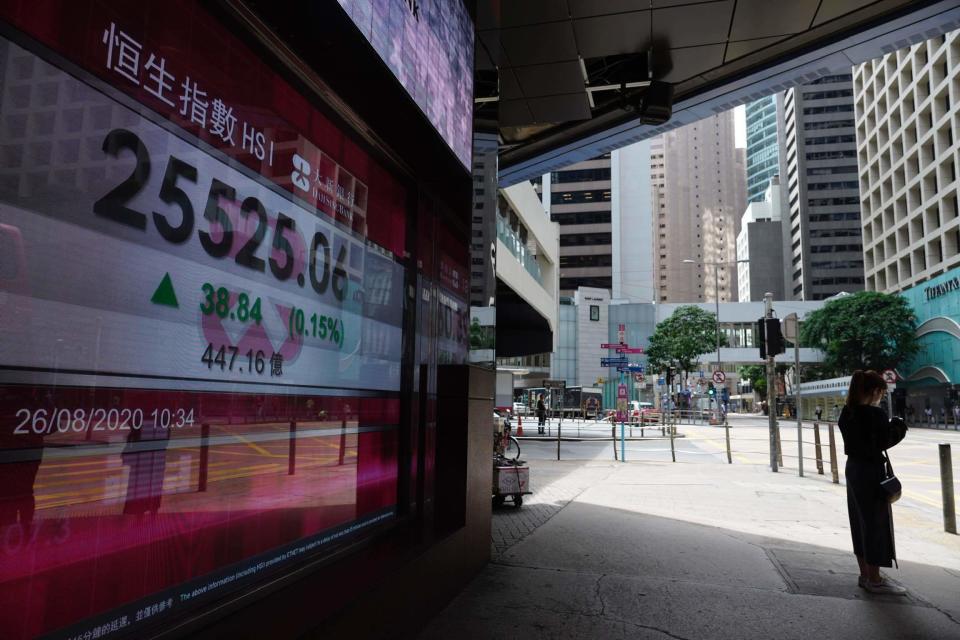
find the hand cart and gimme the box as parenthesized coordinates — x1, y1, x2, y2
(493, 413, 531, 508)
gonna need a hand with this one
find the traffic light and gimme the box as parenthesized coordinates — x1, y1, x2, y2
(708, 384, 716, 397)
(757, 317, 785, 359)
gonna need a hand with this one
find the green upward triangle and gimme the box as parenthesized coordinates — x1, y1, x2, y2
(151, 272, 179, 308)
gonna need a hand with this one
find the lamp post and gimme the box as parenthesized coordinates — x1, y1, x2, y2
(683, 258, 749, 412)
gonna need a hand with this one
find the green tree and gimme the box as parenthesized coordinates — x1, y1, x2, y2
(738, 364, 767, 397)
(646, 306, 727, 383)
(799, 291, 919, 378)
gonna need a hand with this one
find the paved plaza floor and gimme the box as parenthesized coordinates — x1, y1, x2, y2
(422, 415, 960, 639)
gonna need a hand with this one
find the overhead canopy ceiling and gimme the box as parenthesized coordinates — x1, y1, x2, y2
(475, 0, 960, 184)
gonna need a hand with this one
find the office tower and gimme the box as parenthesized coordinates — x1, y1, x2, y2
(783, 73, 865, 300)
(470, 132, 499, 308)
(855, 30, 960, 293)
(653, 111, 747, 303)
(545, 155, 613, 296)
(737, 176, 786, 301)
(745, 96, 781, 203)
(611, 140, 654, 302)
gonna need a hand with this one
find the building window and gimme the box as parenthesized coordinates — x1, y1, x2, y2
(590, 305, 600, 322)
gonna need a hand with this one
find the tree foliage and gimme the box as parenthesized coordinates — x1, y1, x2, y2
(799, 291, 919, 378)
(646, 306, 727, 379)
(738, 364, 766, 396)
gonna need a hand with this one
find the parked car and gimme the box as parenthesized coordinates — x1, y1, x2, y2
(512, 402, 527, 416)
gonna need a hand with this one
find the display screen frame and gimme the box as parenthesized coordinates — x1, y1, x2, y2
(0, 0, 469, 635)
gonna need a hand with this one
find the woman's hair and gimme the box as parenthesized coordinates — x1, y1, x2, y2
(846, 370, 886, 407)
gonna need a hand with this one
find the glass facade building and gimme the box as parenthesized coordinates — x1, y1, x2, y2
(745, 96, 781, 203)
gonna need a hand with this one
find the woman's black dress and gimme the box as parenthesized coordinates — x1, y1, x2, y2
(837, 405, 907, 567)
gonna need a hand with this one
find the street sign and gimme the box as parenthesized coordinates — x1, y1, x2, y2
(783, 312, 799, 343)
(601, 343, 625, 350)
(658, 378, 665, 385)
(617, 323, 626, 343)
(882, 369, 897, 385)
(712, 370, 726, 384)
(620, 347, 644, 354)
(601, 357, 628, 367)
(543, 379, 566, 389)
(617, 383, 628, 399)
(625, 364, 645, 373)
(633, 373, 644, 383)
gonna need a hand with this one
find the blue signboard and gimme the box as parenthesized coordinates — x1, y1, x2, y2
(601, 357, 628, 367)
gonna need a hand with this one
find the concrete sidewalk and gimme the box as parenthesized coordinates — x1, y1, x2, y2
(421, 460, 960, 640)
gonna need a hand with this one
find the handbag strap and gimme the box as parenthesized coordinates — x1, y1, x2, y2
(882, 450, 895, 477)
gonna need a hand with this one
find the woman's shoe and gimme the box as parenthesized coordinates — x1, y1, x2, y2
(863, 579, 907, 595)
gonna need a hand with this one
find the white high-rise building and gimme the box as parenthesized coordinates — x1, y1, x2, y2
(854, 29, 960, 293)
(611, 140, 654, 302)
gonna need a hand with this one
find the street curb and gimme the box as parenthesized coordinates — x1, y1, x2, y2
(515, 434, 687, 442)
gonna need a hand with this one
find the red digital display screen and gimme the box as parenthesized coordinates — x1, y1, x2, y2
(0, 1, 418, 637)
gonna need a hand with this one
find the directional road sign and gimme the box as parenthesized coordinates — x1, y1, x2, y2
(620, 347, 644, 354)
(601, 343, 626, 350)
(601, 357, 628, 367)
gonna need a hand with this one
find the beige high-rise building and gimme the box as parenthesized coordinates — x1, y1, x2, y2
(855, 29, 960, 294)
(652, 111, 747, 303)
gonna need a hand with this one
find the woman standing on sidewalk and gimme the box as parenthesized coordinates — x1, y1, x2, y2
(838, 370, 908, 595)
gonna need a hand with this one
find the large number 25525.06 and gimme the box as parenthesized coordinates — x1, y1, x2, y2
(93, 128, 348, 301)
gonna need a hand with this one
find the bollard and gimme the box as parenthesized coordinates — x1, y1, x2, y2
(612, 425, 618, 461)
(940, 443, 957, 534)
(557, 421, 561, 461)
(198, 422, 210, 492)
(813, 423, 824, 475)
(288, 421, 297, 475)
(775, 427, 783, 468)
(669, 423, 676, 462)
(724, 415, 732, 464)
(828, 423, 839, 484)
(620, 421, 626, 462)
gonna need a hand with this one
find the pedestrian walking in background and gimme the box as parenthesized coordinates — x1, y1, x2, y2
(940, 406, 947, 427)
(815, 405, 823, 422)
(536, 395, 546, 434)
(925, 406, 933, 427)
(953, 405, 960, 427)
(838, 370, 908, 595)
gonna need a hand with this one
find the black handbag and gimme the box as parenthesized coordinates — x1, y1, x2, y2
(880, 451, 902, 504)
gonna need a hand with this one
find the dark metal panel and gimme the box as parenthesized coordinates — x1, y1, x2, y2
(813, 0, 879, 26)
(730, 0, 820, 40)
(499, 99, 537, 126)
(500, 68, 524, 101)
(569, 0, 646, 18)
(661, 43, 727, 82)
(724, 35, 792, 62)
(513, 60, 587, 97)
(499, 21, 579, 66)
(528, 93, 593, 123)
(502, 0, 570, 27)
(654, 1, 735, 48)
(574, 11, 652, 58)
